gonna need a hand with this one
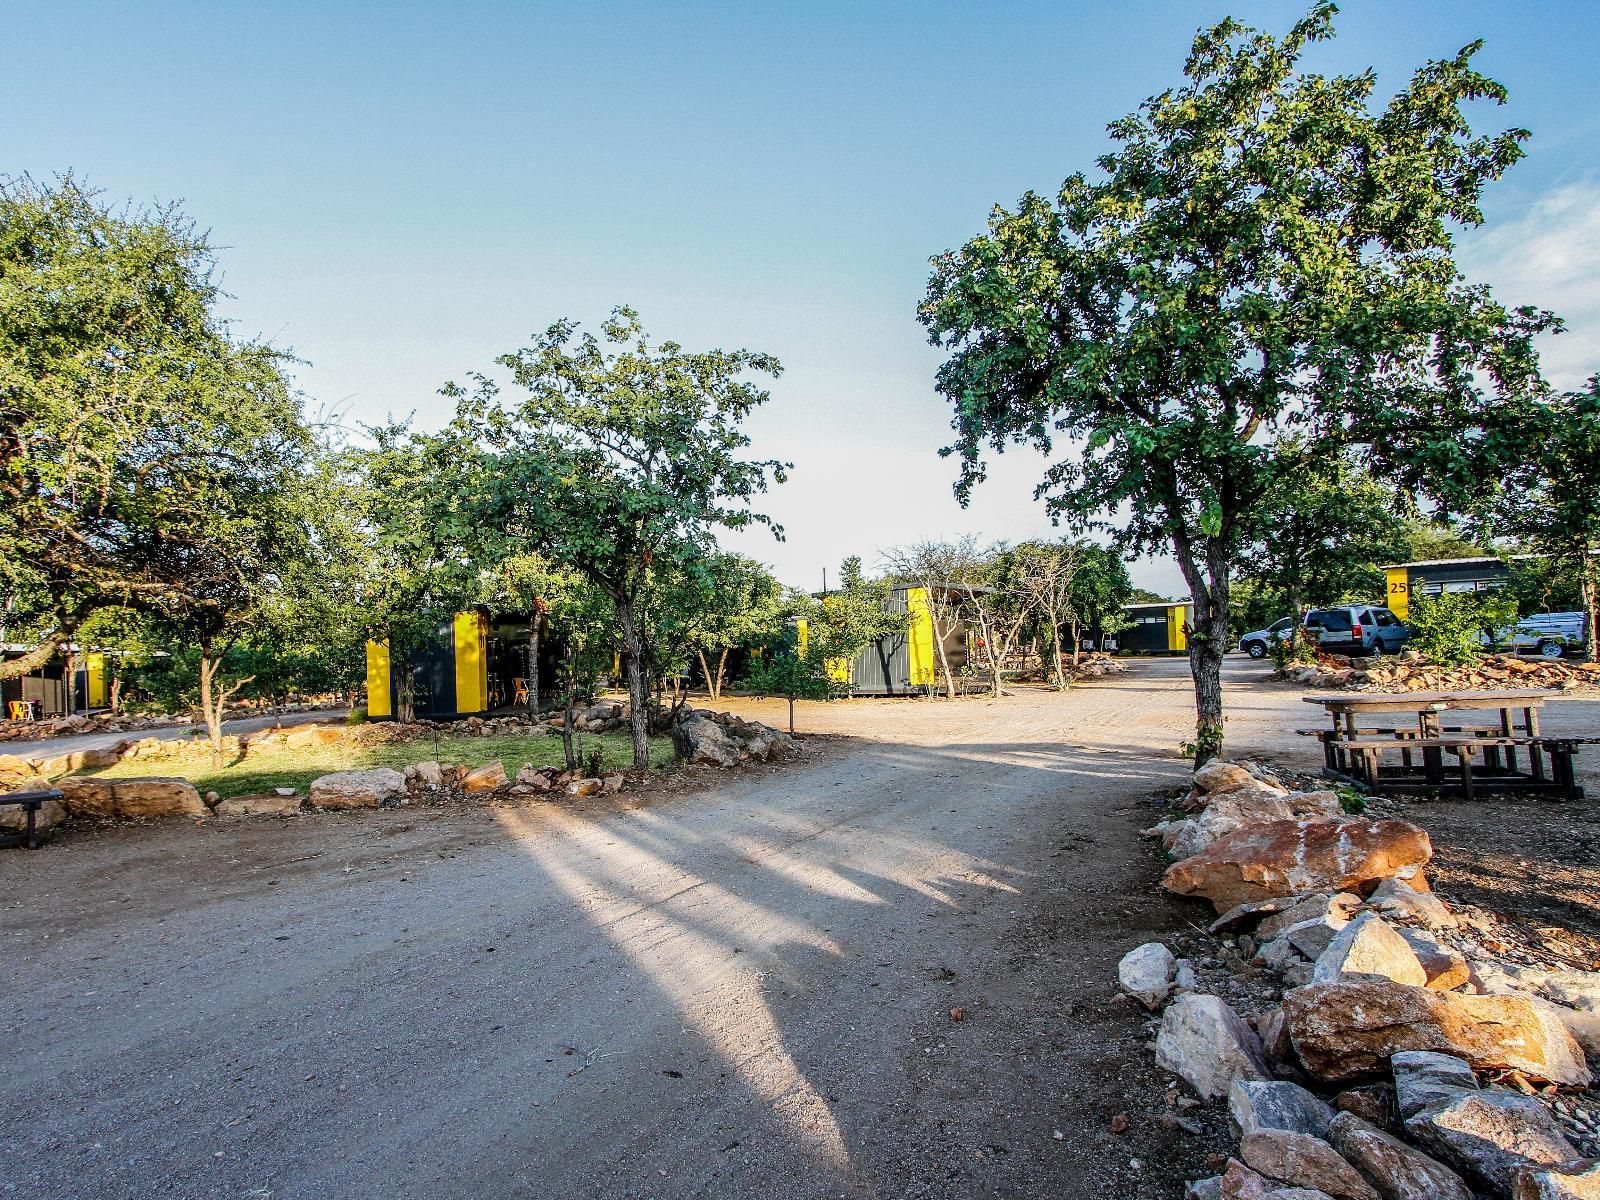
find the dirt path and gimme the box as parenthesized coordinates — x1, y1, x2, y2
(1, 708, 347, 760)
(3, 659, 1596, 1200)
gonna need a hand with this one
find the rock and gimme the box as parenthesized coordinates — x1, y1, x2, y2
(1405, 1090, 1581, 1192)
(1312, 914, 1427, 987)
(309, 768, 407, 810)
(1156, 994, 1274, 1099)
(566, 778, 602, 797)
(1229, 1080, 1335, 1139)
(68, 747, 122, 770)
(1283, 981, 1592, 1085)
(410, 760, 445, 789)
(1541, 1002, 1600, 1059)
(1334, 1085, 1399, 1134)
(1394, 929, 1470, 991)
(214, 793, 303, 817)
(56, 776, 207, 819)
(1239, 1129, 1381, 1200)
(1327, 1111, 1473, 1200)
(1260, 894, 1363, 943)
(514, 765, 553, 791)
(1119, 942, 1178, 1011)
(1163, 820, 1433, 914)
(1256, 1006, 1296, 1068)
(0, 797, 66, 833)
(1169, 786, 1346, 858)
(1187, 1179, 1224, 1200)
(1195, 761, 1257, 793)
(1391, 1051, 1479, 1118)
(1510, 1159, 1600, 1199)
(461, 762, 507, 793)
(1366, 879, 1456, 931)
(1212, 895, 1310, 935)
(601, 772, 625, 795)
(1537, 970, 1600, 1013)
(1175, 958, 1200, 993)
(671, 714, 741, 767)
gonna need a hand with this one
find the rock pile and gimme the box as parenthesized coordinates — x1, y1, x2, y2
(671, 709, 797, 768)
(1131, 759, 1599, 1199)
(1281, 650, 1600, 695)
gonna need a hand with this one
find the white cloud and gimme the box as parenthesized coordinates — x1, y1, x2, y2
(1464, 179, 1600, 390)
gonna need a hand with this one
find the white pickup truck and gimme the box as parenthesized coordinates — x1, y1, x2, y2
(1495, 611, 1589, 658)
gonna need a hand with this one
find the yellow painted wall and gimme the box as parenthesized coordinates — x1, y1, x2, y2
(907, 587, 936, 687)
(1386, 567, 1410, 620)
(86, 652, 108, 708)
(794, 618, 809, 659)
(454, 611, 488, 714)
(365, 640, 392, 718)
(1167, 605, 1189, 653)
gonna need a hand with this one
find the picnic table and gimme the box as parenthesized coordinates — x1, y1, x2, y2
(1300, 690, 1592, 800)
(0, 787, 64, 850)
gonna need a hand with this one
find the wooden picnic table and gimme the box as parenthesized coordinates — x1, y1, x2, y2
(1299, 689, 1589, 800)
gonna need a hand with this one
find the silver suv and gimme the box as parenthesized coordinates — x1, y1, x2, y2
(1303, 605, 1410, 655)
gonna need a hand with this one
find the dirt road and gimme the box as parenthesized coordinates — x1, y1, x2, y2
(3, 659, 1596, 1199)
(1, 709, 346, 761)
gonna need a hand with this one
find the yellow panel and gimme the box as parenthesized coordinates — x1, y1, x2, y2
(1386, 567, 1410, 620)
(907, 588, 935, 687)
(1168, 605, 1188, 653)
(365, 640, 392, 718)
(795, 618, 810, 659)
(454, 611, 488, 714)
(86, 652, 108, 708)
(825, 657, 851, 683)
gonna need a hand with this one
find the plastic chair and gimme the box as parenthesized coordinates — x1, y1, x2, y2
(512, 677, 530, 705)
(7, 700, 31, 721)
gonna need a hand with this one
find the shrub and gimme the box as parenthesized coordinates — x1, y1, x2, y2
(1406, 589, 1519, 666)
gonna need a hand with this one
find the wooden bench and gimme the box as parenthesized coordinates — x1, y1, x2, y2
(0, 787, 64, 850)
(1329, 735, 1587, 801)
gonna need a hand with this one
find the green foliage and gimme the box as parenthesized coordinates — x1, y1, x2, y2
(806, 558, 907, 663)
(1334, 785, 1367, 815)
(675, 553, 786, 697)
(919, 4, 1553, 756)
(1405, 588, 1518, 665)
(742, 642, 833, 733)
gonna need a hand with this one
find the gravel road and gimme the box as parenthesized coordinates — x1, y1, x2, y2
(3, 658, 1596, 1199)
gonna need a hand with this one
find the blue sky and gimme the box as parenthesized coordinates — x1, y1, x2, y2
(9, 1, 1600, 594)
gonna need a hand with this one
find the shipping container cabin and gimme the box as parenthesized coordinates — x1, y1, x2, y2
(1379, 557, 1511, 621)
(364, 609, 564, 722)
(797, 585, 971, 696)
(2, 645, 110, 719)
(1115, 601, 1193, 655)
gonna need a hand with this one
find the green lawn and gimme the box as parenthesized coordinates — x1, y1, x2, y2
(77, 729, 675, 800)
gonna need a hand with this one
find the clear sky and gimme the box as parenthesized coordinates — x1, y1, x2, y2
(9, 2, 1599, 595)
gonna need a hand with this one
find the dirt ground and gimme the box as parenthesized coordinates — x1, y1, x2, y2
(3, 657, 1597, 1200)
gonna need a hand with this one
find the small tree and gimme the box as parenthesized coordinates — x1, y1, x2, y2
(882, 539, 980, 699)
(743, 643, 832, 734)
(1406, 589, 1518, 666)
(679, 554, 785, 701)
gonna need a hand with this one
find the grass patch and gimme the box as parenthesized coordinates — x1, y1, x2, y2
(76, 730, 675, 800)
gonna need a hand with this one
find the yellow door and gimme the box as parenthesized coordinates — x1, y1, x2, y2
(454, 611, 488, 714)
(907, 588, 936, 687)
(365, 640, 392, 718)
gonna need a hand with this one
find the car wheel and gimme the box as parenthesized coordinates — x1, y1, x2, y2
(1246, 642, 1266, 659)
(1539, 640, 1565, 659)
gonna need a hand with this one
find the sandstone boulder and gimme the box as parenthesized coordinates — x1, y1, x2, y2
(1510, 1159, 1600, 1199)
(1211, 895, 1310, 935)
(1156, 993, 1273, 1099)
(461, 762, 507, 794)
(1194, 761, 1256, 793)
(1327, 1111, 1472, 1200)
(1167, 787, 1345, 859)
(1119, 942, 1178, 1011)
(1394, 929, 1470, 991)
(1366, 878, 1455, 931)
(56, 776, 207, 819)
(1405, 1091, 1581, 1192)
(0, 796, 66, 833)
(309, 768, 407, 810)
(1312, 914, 1427, 987)
(1239, 1129, 1380, 1200)
(1260, 894, 1363, 943)
(410, 760, 445, 789)
(566, 778, 602, 797)
(1163, 820, 1433, 914)
(214, 793, 303, 817)
(514, 765, 553, 791)
(1285, 982, 1591, 1085)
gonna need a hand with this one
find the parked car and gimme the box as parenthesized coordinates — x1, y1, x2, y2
(1493, 611, 1588, 658)
(1302, 605, 1410, 655)
(1239, 617, 1296, 659)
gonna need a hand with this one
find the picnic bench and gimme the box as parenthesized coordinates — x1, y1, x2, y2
(0, 787, 64, 850)
(1300, 690, 1593, 800)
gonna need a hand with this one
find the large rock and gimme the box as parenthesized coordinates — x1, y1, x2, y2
(1239, 1129, 1380, 1200)
(0, 796, 66, 833)
(1405, 1091, 1581, 1192)
(1391, 1051, 1478, 1119)
(461, 761, 507, 794)
(1156, 993, 1273, 1099)
(1167, 786, 1345, 859)
(1119, 942, 1178, 1011)
(1283, 980, 1592, 1085)
(1366, 878, 1455, 931)
(1510, 1159, 1600, 1199)
(1260, 894, 1363, 943)
(56, 776, 207, 819)
(1394, 929, 1470, 991)
(1327, 1111, 1473, 1200)
(1195, 761, 1257, 793)
(309, 768, 407, 810)
(409, 760, 445, 789)
(1163, 820, 1433, 914)
(1312, 914, 1427, 987)
(671, 714, 740, 767)
(1230, 1080, 1335, 1139)
(214, 793, 303, 817)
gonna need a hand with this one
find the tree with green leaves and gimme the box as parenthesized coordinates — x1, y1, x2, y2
(805, 556, 908, 685)
(0, 175, 317, 686)
(919, 5, 1553, 762)
(882, 539, 978, 699)
(438, 307, 788, 768)
(1497, 379, 1600, 660)
(742, 640, 832, 734)
(678, 553, 784, 701)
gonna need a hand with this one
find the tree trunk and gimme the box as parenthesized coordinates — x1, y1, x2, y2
(562, 690, 578, 770)
(199, 653, 226, 770)
(787, 695, 795, 734)
(696, 648, 716, 701)
(0, 630, 66, 684)
(616, 597, 652, 769)
(715, 648, 728, 700)
(110, 675, 123, 714)
(1071, 619, 1083, 669)
(1583, 568, 1598, 664)
(1182, 572, 1230, 767)
(529, 616, 541, 712)
(930, 608, 957, 700)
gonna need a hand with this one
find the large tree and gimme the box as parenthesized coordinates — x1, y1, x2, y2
(919, 5, 1553, 761)
(440, 307, 788, 768)
(0, 175, 312, 681)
